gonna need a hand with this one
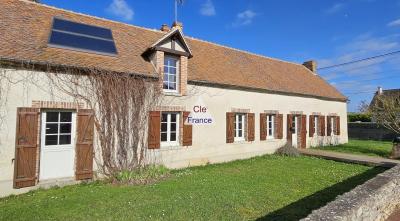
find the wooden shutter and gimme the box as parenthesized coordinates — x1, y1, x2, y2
(309, 115, 314, 137)
(276, 114, 283, 139)
(247, 113, 255, 141)
(301, 115, 307, 148)
(320, 115, 325, 136)
(260, 113, 266, 141)
(336, 116, 341, 135)
(327, 116, 332, 136)
(148, 111, 161, 149)
(13, 108, 39, 188)
(226, 112, 235, 143)
(76, 109, 94, 180)
(287, 114, 293, 141)
(182, 111, 192, 146)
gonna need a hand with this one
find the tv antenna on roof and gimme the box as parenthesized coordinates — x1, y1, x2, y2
(175, 0, 185, 22)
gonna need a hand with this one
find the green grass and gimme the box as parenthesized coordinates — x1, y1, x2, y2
(315, 139, 393, 158)
(0, 155, 385, 221)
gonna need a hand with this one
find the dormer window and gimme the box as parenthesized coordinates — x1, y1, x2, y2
(163, 56, 179, 92)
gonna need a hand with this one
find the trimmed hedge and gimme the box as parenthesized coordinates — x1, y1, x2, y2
(348, 113, 372, 122)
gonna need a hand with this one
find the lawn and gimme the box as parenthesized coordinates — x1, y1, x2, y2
(315, 139, 393, 158)
(0, 155, 385, 221)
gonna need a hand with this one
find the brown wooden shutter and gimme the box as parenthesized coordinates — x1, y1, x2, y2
(247, 113, 255, 141)
(13, 108, 39, 188)
(309, 115, 314, 137)
(327, 116, 332, 136)
(336, 116, 341, 135)
(320, 115, 325, 136)
(301, 115, 307, 148)
(76, 109, 95, 180)
(276, 114, 283, 139)
(260, 113, 266, 141)
(287, 114, 293, 141)
(226, 112, 235, 143)
(148, 111, 161, 149)
(182, 111, 192, 146)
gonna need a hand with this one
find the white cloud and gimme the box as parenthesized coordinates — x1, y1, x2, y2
(200, 0, 216, 16)
(106, 0, 134, 21)
(232, 10, 257, 27)
(318, 33, 400, 109)
(388, 18, 400, 27)
(324, 3, 345, 14)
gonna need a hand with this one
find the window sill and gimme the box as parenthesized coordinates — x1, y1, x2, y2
(163, 91, 182, 97)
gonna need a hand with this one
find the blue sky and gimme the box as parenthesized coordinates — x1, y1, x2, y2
(42, 0, 400, 112)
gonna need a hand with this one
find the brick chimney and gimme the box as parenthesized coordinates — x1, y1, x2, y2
(303, 60, 317, 74)
(160, 24, 170, 32)
(171, 21, 183, 31)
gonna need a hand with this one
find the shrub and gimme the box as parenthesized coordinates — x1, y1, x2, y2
(275, 142, 300, 157)
(114, 165, 170, 185)
(348, 113, 372, 122)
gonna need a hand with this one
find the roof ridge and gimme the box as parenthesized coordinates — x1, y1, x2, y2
(17, 0, 165, 34)
(19, 0, 303, 68)
(185, 36, 303, 67)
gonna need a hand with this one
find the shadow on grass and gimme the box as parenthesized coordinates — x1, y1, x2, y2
(256, 166, 386, 221)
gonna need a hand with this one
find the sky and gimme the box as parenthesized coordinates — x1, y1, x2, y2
(42, 0, 400, 112)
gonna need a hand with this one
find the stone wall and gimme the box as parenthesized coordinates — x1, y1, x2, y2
(302, 165, 400, 221)
(348, 122, 398, 141)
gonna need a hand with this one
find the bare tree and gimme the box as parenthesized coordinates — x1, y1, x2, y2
(370, 94, 400, 134)
(47, 69, 162, 177)
(357, 100, 370, 113)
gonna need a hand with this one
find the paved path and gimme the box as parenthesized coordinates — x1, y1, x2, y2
(299, 149, 400, 168)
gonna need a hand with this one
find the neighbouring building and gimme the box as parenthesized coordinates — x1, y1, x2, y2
(0, 0, 348, 197)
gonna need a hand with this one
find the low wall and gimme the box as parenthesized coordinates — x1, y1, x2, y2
(348, 122, 397, 141)
(302, 165, 400, 221)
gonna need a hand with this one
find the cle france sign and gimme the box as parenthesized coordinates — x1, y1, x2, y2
(185, 98, 214, 125)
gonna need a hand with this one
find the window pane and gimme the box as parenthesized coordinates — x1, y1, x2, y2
(163, 73, 168, 81)
(45, 123, 58, 134)
(171, 114, 176, 122)
(60, 112, 72, 122)
(169, 83, 176, 90)
(163, 82, 169, 89)
(169, 67, 176, 74)
(170, 59, 177, 67)
(238, 130, 242, 137)
(46, 112, 58, 122)
(161, 132, 167, 141)
(171, 123, 176, 132)
(162, 113, 168, 123)
(60, 123, 72, 133)
(170, 132, 176, 141)
(59, 135, 71, 145)
(45, 135, 58, 145)
(161, 122, 167, 132)
(168, 74, 176, 83)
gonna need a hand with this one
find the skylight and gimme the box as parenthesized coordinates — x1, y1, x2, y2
(48, 18, 117, 56)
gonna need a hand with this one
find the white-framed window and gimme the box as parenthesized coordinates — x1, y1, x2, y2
(234, 113, 246, 141)
(267, 115, 275, 139)
(161, 112, 180, 146)
(330, 117, 335, 135)
(314, 116, 319, 136)
(163, 56, 179, 92)
(43, 111, 74, 146)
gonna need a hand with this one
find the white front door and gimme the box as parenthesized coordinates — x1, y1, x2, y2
(40, 111, 76, 180)
(292, 116, 298, 148)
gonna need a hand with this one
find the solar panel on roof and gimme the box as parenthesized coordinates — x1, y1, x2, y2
(48, 17, 117, 55)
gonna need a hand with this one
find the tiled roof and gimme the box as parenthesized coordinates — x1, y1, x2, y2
(0, 0, 346, 101)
